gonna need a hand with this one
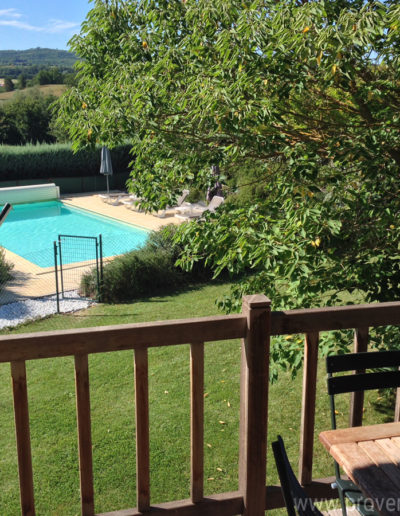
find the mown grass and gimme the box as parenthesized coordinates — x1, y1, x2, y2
(0, 282, 395, 515)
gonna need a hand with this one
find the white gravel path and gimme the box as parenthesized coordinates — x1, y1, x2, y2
(0, 291, 95, 329)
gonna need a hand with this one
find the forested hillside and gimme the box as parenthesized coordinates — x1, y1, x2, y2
(0, 48, 77, 79)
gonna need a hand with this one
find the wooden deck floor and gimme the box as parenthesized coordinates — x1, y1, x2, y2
(324, 508, 358, 516)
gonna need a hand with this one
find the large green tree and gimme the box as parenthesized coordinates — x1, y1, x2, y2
(3, 77, 14, 92)
(57, 1, 400, 329)
(33, 67, 64, 86)
(0, 90, 57, 144)
(17, 73, 27, 90)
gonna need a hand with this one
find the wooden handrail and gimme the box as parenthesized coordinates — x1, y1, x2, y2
(0, 314, 247, 363)
(3, 301, 400, 363)
(271, 300, 400, 335)
(5, 297, 400, 516)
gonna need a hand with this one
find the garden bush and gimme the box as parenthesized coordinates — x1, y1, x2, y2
(96, 248, 183, 303)
(80, 224, 213, 303)
(0, 247, 13, 290)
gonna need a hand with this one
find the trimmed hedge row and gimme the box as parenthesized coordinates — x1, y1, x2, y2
(0, 143, 132, 181)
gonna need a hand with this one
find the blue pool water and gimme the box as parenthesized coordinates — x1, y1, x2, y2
(0, 201, 148, 267)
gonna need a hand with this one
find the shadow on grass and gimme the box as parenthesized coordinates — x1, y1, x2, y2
(96, 273, 247, 307)
(370, 389, 396, 423)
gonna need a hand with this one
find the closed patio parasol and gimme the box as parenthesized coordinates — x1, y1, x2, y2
(100, 146, 113, 194)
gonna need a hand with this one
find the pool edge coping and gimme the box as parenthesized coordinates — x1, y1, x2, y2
(61, 199, 151, 233)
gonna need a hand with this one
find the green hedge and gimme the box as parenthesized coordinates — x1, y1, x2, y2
(80, 225, 212, 303)
(82, 248, 185, 303)
(0, 143, 132, 181)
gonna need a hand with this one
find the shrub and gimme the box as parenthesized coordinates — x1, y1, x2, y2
(144, 224, 181, 259)
(80, 224, 212, 303)
(143, 224, 213, 282)
(81, 248, 184, 303)
(0, 247, 13, 289)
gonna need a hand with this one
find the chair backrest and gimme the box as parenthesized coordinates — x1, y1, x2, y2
(177, 189, 190, 206)
(272, 436, 323, 516)
(208, 195, 224, 211)
(327, 350, 400, 430)
(327, 350, 400, 396)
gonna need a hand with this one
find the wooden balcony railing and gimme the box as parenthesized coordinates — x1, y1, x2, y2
(2, 295, 400, 516)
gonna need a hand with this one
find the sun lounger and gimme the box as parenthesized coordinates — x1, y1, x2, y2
(121, 195, 144, 212)
(155, 189, 190, 218)
(99, 193, 130, 205)
(174, 201, 206, 215)
(175, 195, 224, 220)
(99, 194, 120, 205)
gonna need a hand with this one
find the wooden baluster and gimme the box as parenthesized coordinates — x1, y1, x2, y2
(395, 369, 400, 423)
(190, 342, 204, 503)
(134, 348, 150, 511)
(299, 332, 319, 485)
(11, 360, 35, 516)
(74, 354, 94, 516)
(350, 327, 368, 427)
(239, 295, 271, 516)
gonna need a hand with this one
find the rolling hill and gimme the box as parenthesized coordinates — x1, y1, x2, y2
(0, 48, 78, 79)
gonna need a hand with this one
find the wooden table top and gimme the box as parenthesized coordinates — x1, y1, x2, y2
(320, 422, 400, 516)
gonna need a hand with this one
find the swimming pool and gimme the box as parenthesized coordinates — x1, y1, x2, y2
(0, 201, 149, 267)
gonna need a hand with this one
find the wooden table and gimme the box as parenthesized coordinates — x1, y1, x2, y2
(320, 422, 400, 516)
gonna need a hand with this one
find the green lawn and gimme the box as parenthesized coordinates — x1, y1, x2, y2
(0, 282, 394, 515)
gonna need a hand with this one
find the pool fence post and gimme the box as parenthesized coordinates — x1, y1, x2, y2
(58, 235, 65, 298)
(95, 236, 100, 302)
(99, 234, 103, 302)
(54, 241, 60, 313)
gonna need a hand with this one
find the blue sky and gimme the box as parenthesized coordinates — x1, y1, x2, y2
(0, 0, 92, 51)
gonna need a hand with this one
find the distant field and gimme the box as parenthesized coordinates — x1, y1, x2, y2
(0, 84, 66, 102)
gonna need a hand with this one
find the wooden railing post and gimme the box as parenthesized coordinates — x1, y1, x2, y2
(395, 372, 400, 423)
(349, 327, 368, 427)
(299, 332, 319, 485)
(134, 348, 150, 512)
(239, 294, 271, 516)
(190, 342, 204, 503)
(74, 354, 95, 516)
(11, 360, 35, 516)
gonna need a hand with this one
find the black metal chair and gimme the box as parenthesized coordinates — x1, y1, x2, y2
(326, 350, 400, 516)
(272, 435, 323, 516)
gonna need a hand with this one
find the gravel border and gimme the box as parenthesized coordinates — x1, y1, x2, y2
(0, 291, 95, 330)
